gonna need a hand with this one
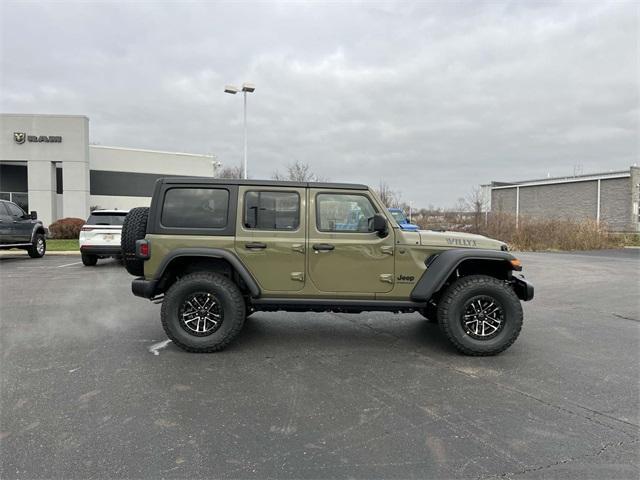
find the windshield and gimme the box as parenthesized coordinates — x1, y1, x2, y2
(390, 210, 407, 223)
(86, 212, 127, 225)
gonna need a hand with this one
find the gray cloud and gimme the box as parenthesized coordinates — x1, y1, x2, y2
(1, 0, 637, 206)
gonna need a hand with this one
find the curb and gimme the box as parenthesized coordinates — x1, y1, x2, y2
(0, 250, 80, 256)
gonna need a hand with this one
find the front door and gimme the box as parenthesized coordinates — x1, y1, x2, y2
(307, 189, 395, 294)
(0, 202, 13, 244)
(4, 201, 32, 243)
(235, 186, 306, 293)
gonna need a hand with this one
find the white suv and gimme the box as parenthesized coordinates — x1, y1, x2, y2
(79, 209, 128, 266)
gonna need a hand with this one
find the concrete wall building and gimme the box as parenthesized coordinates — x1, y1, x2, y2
(0, 113, 217, 226)
(485, 167, 640, 232)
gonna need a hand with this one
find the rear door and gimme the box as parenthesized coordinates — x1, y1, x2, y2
(307, 189, 395, 294)
(234, 186, 306, 293)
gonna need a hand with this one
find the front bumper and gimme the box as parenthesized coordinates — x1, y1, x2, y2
(80, 245, 122, 256)
(513, 274, 534, 301)
(132, 277, 158, 299)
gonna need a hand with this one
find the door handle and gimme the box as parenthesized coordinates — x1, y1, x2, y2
(312, 243, 335, 252)
(245, 242, 267, 250)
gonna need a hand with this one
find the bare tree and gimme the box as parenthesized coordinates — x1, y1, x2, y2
(375, 180, 400, 208)
(462, 187, 489, 233)
(272, 160, 326, 182)
(218, 165, 244, 179)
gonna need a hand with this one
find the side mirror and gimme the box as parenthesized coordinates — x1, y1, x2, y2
(30, 211, 38, 220)
(369, 213, 388, 236)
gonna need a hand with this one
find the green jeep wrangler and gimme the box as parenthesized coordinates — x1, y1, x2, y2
(122, 178, 533, 355)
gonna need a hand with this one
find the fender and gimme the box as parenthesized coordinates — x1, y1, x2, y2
(154, 247, 261, 298)
(30, 223, 46, 243)
(410, 249, 517, 302)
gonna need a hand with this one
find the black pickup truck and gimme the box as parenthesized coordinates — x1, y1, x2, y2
(0, 199, 47, 258)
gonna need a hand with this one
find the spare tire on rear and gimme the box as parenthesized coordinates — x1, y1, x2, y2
(121, 207, 149, 276)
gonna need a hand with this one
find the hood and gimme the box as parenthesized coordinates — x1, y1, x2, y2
(418, 229, 506, 251)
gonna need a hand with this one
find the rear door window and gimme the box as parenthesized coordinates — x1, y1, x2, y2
(243, 191, 300, 231)
(161, 188, 229, 229)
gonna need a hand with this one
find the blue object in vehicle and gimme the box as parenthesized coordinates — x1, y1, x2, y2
(388, 208, 419, 231)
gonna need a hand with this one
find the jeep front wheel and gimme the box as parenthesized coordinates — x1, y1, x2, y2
(161, 272, 246, 353)
(437, 275, 523, 356)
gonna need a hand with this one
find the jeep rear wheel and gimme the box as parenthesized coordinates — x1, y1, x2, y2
(161, 272, 246, 353)
(121, 207, 149, 276)
(437, 275, 523, 356)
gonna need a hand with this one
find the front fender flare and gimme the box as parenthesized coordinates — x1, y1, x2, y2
(30, 223, 46, 243)
(410, 249, 517, 302)
(154, 248, 261, 298)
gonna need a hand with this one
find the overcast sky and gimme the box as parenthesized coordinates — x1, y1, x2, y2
(1, 1, 638, 206)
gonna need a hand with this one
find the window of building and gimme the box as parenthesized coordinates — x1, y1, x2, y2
(243, 191, 300, 231)
(161, 188, 229, 229)
(316, 193, 377, 232)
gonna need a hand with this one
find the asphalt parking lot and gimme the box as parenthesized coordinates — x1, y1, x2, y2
(1, 249, 638, 479)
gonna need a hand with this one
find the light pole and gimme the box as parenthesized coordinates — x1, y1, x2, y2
(409, 201, 413, 223)
(224, 82, 255, 179)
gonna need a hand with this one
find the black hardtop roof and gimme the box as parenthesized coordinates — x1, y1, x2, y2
(159, 177, 369, 190)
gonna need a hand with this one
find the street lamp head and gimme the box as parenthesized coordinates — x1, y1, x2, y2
(224, 85, 239, 94)
(241, 83, 255, 93)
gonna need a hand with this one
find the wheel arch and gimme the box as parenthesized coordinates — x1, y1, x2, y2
(30, 224, 46, 242)
(154, 248, 260, 298)
(410, 249, 518, 302)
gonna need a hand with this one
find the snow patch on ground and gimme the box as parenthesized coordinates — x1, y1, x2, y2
(149, 339, 172, 355)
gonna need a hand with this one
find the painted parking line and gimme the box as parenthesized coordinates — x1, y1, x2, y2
(57, 261, 83, 268)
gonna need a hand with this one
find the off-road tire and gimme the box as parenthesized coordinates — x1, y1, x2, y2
(438, 275, 523, 356)
(161, 272, 246, 353)
(81, 253, 98, 266)
(27, 234, 46, 258)
(419, 303, 438, 323)
(121, 207, 149, 276)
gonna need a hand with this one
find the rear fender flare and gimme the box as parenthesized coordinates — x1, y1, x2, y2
(155, 248, 260, 298)
(410, 249, 517, 302)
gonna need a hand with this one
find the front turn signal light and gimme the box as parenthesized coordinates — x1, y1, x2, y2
(510, 258, 522, 271)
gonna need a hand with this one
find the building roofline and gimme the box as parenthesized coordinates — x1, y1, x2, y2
(1, 113, 90, 120)
(490, 171, 630, 190)
(0, 113, 89, 120)
(89, 144, 214, 159)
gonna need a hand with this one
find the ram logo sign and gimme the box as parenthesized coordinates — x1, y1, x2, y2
(13, 133, 62, 144)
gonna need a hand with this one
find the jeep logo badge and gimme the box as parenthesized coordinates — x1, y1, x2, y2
(396, 274, 415, 283)
(13, 132, 25, 144)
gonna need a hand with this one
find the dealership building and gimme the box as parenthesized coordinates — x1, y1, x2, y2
(0, 113, 218, 226)
(485, 167, 640, 232)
